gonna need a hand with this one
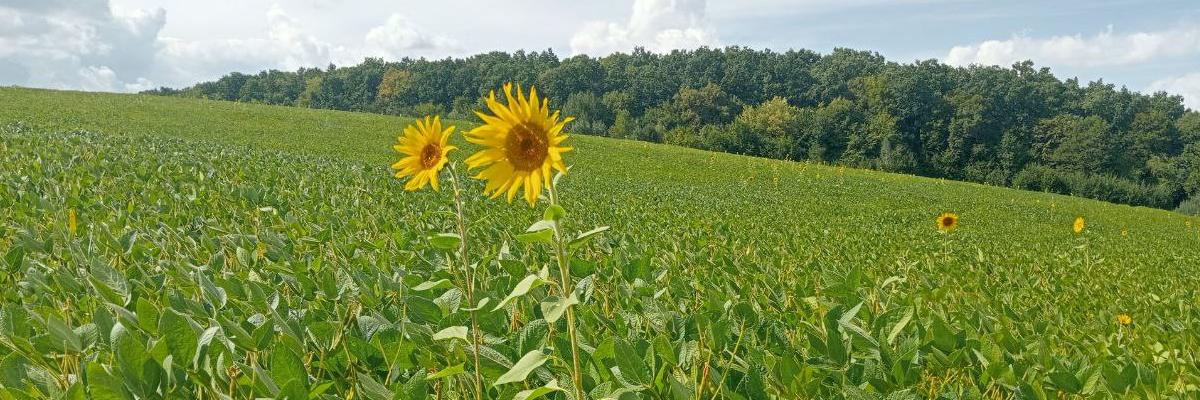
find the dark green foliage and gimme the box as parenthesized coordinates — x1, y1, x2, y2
(144, 47, 1199, 210)
(1012, 164, 1178, 209)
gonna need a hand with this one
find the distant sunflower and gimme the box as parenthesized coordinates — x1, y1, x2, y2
(937, 212, 959, 232)
(391, 116, 456, 192)
(1073, 217, 1085, 234)
(465, 83, 573, 205)
(1117, 314, 1132, 326)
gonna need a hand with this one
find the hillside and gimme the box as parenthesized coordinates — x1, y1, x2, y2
(2, 87, 1199, 399)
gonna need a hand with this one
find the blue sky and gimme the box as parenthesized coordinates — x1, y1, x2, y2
(2, 0, 1198, 108)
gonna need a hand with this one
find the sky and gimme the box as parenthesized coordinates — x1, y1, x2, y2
(1, 0, 1199, 109)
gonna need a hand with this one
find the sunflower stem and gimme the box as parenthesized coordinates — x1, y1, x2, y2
(547, 180, 585, 400)
(449, 163, 485, 400)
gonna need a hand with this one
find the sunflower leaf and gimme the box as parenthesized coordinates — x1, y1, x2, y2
(493, 275, 546, 312)
(515, 229, 554, 244)
(428, 233, 461, 250)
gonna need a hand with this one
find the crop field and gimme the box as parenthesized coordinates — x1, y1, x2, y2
(1, 87, 1199, 399)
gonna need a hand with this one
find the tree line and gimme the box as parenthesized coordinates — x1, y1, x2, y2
(141, 47, 1200, 213)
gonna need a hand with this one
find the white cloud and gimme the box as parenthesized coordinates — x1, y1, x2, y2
(1148, 72, 1200, 111)
(363, 13, 459, 60)
(944, 25, 1200, 68)
(0, 0, 165, 91)
(570, 0, 718, 56)
(0, 1, 458, 92)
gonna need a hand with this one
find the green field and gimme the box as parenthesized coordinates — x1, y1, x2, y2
(2, 86, 1199, 399)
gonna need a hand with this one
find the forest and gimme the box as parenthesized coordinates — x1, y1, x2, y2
(142, 47, 1200, 213)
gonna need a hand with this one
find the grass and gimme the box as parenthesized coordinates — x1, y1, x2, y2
(1, 86, 1199, 399)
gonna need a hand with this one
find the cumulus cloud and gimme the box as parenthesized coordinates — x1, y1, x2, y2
(363, 14, 458, 60)
(155, 5, 459, 88)
(1148, 72, 1200, 111)
(0, 1, 458, 92)
(0, 0, 165, 91)
(944, 25, 1200, 68)
(152, 4, 353, 86)
(570, 0, 718, 56)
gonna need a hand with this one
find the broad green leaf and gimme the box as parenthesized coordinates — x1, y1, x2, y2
(46, 315, 82, 352)
(428, 233, 461, 250)
(493, 350, 550, 386)
(432, 326, 469, 343)
(356, 372, 393, 400)
(540, 291, 580, 324)
(515, 229, 554, 244)
(85, 362, 130, 400)
(425, 364, 465, 380)
(614, 339, 650, 386)
(543, 205, 565, 221)
(887, 308, 913, 345)
(493, 274, 546, 312)
(512, 379, 563, 400)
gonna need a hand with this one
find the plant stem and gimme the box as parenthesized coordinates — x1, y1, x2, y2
(547, 181, 585, 400)
(449, 164, 485, 400)
(708, 320, 746, 400)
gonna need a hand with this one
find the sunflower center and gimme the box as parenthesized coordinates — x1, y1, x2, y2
(942, 217, 955, 227)
(420, 143, 442, 169)
(505, 123, 549, 171)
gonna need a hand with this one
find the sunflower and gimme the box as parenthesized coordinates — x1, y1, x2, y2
(465, 83, 573, 206)
(391, 116, 456, 192)
(1073, 217, 1085, 234)
(1117, 314, 1132, 326)
(937, 212, 959, 232)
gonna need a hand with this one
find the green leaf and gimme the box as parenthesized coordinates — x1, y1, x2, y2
(568, 226, 610, 250)
(543, 205, 566, 221)
(432, 326, 468, 343)
(887, 308, 913, 345)
(512, 379, 564, 400)
(85, 362, 131, 400)
(412, 279, 454, 291)
(272, 346, 308, 393)
(494, 350, 550, 386)
(158, 310, 199, 368)
(425, 364, 465, 380)
(46, 315, 82, 352)
(355, 372, 393, 400)
(493, 274, 546, 312)
(614, 339, 650, 386)
(463, 298, 490, 311)
(515, 229, 554, 244)
(428, 233, 461, 250)
(526, 219, 555, 232)
(135, 298, 160, 335)
(1049, 370, 1082, 393)
(540, 291, 580, 324)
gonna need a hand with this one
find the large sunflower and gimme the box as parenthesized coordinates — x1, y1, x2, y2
(392, 116, 456, 192)
(465, 83, 573, 206)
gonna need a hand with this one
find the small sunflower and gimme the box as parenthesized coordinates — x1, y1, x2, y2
(465, 83, 573, 206)
(391, 116, 456, 192)
(1117, 314, 1132, 326)
(1073, 217, 1085, 234)
(937, 212, 959, 232)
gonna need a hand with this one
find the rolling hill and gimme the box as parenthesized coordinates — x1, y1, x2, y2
(1, 86, 1198, 399)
